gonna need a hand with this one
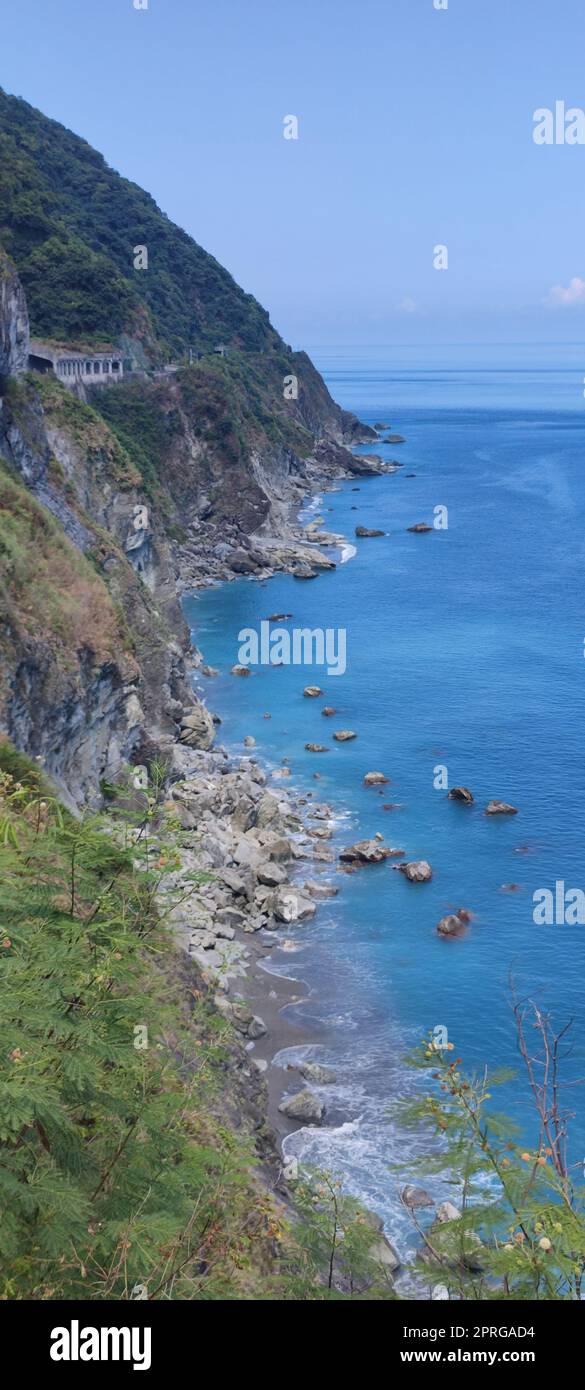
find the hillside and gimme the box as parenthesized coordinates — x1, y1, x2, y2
(0, 86, 278, 356)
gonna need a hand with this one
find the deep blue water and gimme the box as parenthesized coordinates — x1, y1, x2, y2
(183, 346, 585, 1252)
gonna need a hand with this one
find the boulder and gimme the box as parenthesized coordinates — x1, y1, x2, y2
(303, 881, 339, 899)
(321, 706, 336, 716)
(339, 838, 404, 864)
(305, 743, 329, 753)
(437, 1201, 462, 1223)
(386, 434, 405, 443)
(398, 860, 433, 883)
(407, 523, 433, 533)
(304, 686, 323, 697)
(293, 565, 317, 580)
(243, 735, 256, 748)
(364, 771, 389, 786)
(278, 1089, 324, 1123)
(228, 548, 260, 575)
(355, 526, 385, 538)
(231, 665, 252, 677)
(401, 1185, 435, 1211)
(436, 913, 467, 938)
(273, 889, 316, 923)
(448, 786, 474, 803)
(297, 1061, 337, 1085)
(256, 861, 287, 887)
(485, 800, 518, 815)
(333, 729, 357, 742)
(179, 704, 215, 751)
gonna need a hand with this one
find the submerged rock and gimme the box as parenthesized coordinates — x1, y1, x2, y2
(278, 1089, 324, 1123)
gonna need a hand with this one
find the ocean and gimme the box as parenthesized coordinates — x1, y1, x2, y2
(183, 344, 585, 1255)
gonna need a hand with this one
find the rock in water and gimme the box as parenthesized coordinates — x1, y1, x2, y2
(485, 800, 518, 815)
(364, 771, 389, 785)
(339, 838, 404, 864)
(321, 706, 336, 716)
(401, 1185, 435, 1210)
(304, 685, 323, 697)
(305, 743, 329, 753)
(297, 1061, 337, 1085)
(448, 786, 474, 803)
(436, 913, 468, 938)
(398, 860, 433, 882)
(278, 1090, 324, 1124)
(231, 665, 252, 676)
(355, 526, 385, 537)
(333, 729, 357, 742)
(407, 523, 433, 533)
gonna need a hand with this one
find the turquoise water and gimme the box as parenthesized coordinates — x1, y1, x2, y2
(183, 346, 585, 1249)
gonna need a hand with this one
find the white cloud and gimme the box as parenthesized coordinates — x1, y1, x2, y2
(544, 276, 585, 308)
(395, 296, 418, 314)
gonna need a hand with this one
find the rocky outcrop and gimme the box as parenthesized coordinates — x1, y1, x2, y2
(448, 786, 474, 803)
(0, 250, 29, 378)
(398, 860, 433, 883)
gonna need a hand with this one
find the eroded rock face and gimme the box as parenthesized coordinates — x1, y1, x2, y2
(0, 250, 29, 378)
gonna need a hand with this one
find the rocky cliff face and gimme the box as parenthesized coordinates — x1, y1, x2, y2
(0, 249, 29, 378)
(0, 255, 211, 806)
(0, 252, 377, 806)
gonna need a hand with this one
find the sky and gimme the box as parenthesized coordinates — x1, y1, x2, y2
(2, 0, 585, 345)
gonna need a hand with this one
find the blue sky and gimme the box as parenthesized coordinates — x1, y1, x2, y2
(3, 0, 585, 344)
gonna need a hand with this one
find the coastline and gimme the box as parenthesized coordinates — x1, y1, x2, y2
(163, 440, 406, 1203)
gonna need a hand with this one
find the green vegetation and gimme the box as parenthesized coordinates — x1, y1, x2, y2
(398, 1023, 585, 1300)
(32, 374, 141, 488)
(0, 461, 133, 671)
(0, 747, 397, 1300)
(0, 87, 280, 355)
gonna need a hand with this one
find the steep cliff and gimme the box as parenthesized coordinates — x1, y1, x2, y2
(0, 90, 377, 803)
